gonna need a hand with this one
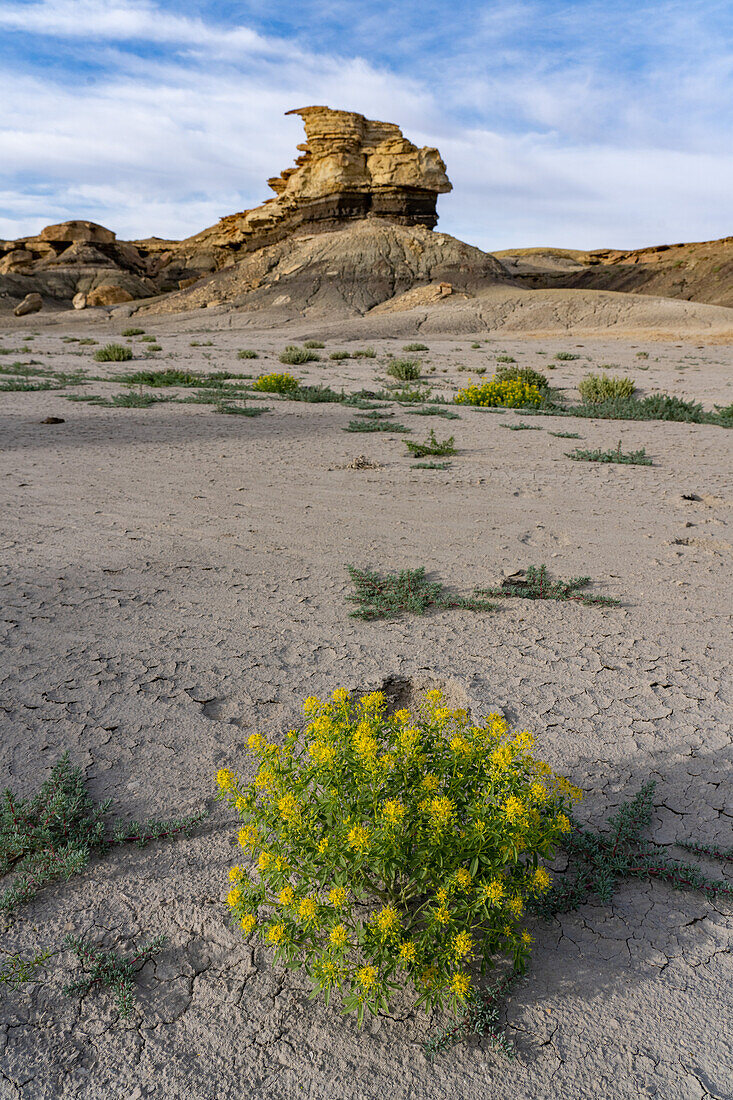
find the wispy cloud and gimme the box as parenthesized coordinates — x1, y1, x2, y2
(1, 0, 731, 248)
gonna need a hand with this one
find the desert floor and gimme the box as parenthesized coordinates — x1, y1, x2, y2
(1, 312, 731, 1100)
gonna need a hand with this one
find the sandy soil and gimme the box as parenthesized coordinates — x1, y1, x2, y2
(1, 312, 731, 1100)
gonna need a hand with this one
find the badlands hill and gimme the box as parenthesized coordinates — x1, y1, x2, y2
(2, 105, 732, 336)
(495, 238, 733, 309)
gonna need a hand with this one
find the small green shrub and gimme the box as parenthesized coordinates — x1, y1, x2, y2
(636, 352, 649, 359)
(329, 351, 351, 360)
(0, 754, 204, 913)
(412, 461, 451, 470)
(403, 343, 428, 352)
(216, 404, 266, 417)
(352, 348, 376, 358)
(502, 422, 542, 431)
(145, 344, 162, 352)
(476, 564, 620, 607)
(405, 430, 456, 457)
(578, 373, 635, 403)
(63, 934, 166, 1019)
(494, 365, 550, 391)
(252, 372, 299, 394)
(346, 566, 494, 619)
(496, 355, 516, 363)
(567, 442, 652, 465)
(237, 349, 259, 359)
(94, 344, 133, 362)
(217, 688, 576, 1024)
(554, 352, 580, 361)
(279, 346, 319, 365)
(344, 419, 411, 433)
(304, 340, 325, 349)
(387, 359, 422, 382)
(121, 327, 145, 337)
(140, 335, 157, 343)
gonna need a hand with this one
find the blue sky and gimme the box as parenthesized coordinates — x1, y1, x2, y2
(1, 0, 732, 249)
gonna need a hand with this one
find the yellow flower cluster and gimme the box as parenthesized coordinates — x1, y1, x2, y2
(453, 376, 546, 408)
(219, 686, 581, 1025)
(251, 371, 299, 394)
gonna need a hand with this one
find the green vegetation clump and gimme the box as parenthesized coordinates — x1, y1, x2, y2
(329, 351, 351, 360)
(387, 359, 422, 382)
(279, 345, 319, 365)
(121, 327, 145, 336)
(237, 349, 258, 359)
(405, 430, 456, 457)
(94, 344, 133, 362)
(344, 419, 411, 433)
(0, 754, 204, 913)
(411, 461, 451, 470)
(495, 354, 516, 363)
(567, 442, 652, 465)
(502, 422, 542, 431)
(217, 688, 574, 1023)
(476, 564, 620, 607)
(555, 352, 580, 360)
(346, 566, 494, 619)
(216, 404, 267, 417)
(63, 934, 166, 1018)
(251, 372, 299, 394)
(494, 365, 550, 391)
(549, 430, 581, 438)
(303, 340, 325, 349)
(533, 782, 733, 916)
(352, 347, 376, 358)
(403, 343, 428, 352)
(578, 373, 636, 402)
(406, 406, 459, 419)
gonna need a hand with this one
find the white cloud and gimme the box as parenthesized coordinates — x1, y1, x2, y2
(1, 0, 732, 249)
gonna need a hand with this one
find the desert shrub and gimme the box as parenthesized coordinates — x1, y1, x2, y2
(494, 365, 550, 392)
(279, 346, 319, 365)
(121, 327, 145, 337)
(578, 373, 635, 403)
(555, 352, 580, 361)
(495, 355, 516, 363)
(352, 348, 376, 358)
(237, 349, 259, 359)
(304, 340, 325, 349)
(404, 430, 456, 457)
(329, 351, 351, 360)
(567, 442, 652, 465)
(216, 689, 578, 1024)
(403, 343, 428, 352)
(252, 372, 299, 394)
(94, 344, 133, 362)
(453, 377, 546, 409)
(387, 359, 422, 382)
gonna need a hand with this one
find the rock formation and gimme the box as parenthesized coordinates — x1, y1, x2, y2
(1, 107, 456, 312)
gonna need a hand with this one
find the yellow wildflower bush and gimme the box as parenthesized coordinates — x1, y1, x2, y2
(215, 689, 580, 1026)
(251, 371, 299, 394)
(453, 376, 546, 408)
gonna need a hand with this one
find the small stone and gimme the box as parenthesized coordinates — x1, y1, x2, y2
(72, 291, 87, 310)
(40, 417, 65, 424)
(14, 292, 43, 316)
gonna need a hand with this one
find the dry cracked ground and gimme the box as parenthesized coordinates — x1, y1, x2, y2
(0, 315, 731, 1099)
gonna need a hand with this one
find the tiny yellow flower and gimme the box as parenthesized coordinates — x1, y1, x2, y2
(347, 824, 370, 853)
(332, 688, 350, 704)
(277, 792, 299, 821)
(226, 886, 242, 908)
(374, 906, 401, 938)
(247, 733, 265, 752)
(240, 913, 256, 935)
(381, 800, 406, 827)
(279, 885, 295, 906)
(555, 812, 571, 834)
(434, 906, 451, 925)
(420, 774, 440, 792)
(508, 895, 524, 918)
(268, 922, 285, 944)
(257, 851, 272, 871)
(427, 796, 454, 830)
(303, 695, 321, 716)
(328, 885, 347, 908)
(454, 868, 472, 890)
(228, 865, 244, 882)
(451, 931, 473, 959)
(450, 971, 471, 998)
(398, 941, 417, 965)
(482, 879, 504, 905)
(503, 795, 526, 823)
(521, 931, 534, 946)
(298, 897, 318, 922)
(533, 866, 552, 892)
(254, 769, 273, 792)
(356, 966, 377, 989)
(329, 924, 348, 948)
(216, 768, 235, 791)
(317, 836, 329, 854)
